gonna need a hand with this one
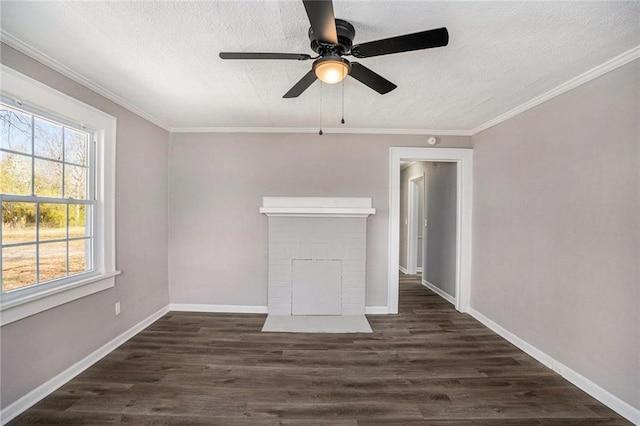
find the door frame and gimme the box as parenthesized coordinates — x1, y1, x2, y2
(388, 147, 473, 313)
(407, 173, 424, 275)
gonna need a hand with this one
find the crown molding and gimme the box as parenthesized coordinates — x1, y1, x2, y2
(170, 126, 473, 136)
(470, 45, 640, 136)
(0, 30, 172, 132)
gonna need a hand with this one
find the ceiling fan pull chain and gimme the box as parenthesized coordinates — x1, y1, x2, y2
(341, 79, 346, 124)
(319, 83, 324, 135)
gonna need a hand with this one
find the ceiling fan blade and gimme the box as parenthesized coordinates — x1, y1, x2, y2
(302, 0, 338, 45)
(283, 70, 318, 98)
(351, 27, 449, 58)
(220, 52, 311, 60)
(349, 62, 397, 94)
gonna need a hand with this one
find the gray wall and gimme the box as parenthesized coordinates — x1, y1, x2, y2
(0, 44, 170, 408)
(424, 162, 457, 297)
(168, 133, 471, 308)
(471, 59, 639, 408)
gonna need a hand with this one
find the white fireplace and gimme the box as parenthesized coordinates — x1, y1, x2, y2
(260, 197, 375, 322)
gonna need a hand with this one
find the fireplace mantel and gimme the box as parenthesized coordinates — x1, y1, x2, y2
(260, 197, 375, 218)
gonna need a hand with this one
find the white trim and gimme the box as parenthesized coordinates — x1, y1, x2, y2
(0, 65, 115, 135)
(0, 305, 170, 425)
(170, 127, 472, 136)
(169, 304, 390, 316)
(468, 307, 640, 425)
(388, 147, 472, 315)
(259, 208, 375, 218)
(0, 30, 171, 132)
(421, 279, 455, 305)
(262, 196, 372, 208)
(0, 65, 118, 324)
(415, 267, 422, 273)
(260, 197, 375, 218)
(169, 303, 268, 314)
(470, 46, 640, 135)
(365, 306, 389, 315)
(398, 265, 408, 274)
(407, 173, 424, 275)
(0, 272, 120, 326)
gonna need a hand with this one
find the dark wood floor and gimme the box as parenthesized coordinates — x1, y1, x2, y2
(10, 273, 630, 425)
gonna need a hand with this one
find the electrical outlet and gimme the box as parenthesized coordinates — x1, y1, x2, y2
(115, 302, 121, 316)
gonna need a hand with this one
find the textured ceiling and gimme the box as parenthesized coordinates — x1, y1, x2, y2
(1, 1, 639, 132)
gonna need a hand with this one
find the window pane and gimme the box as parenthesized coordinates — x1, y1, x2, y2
(0, 107, 32, 154)
(69, 238, 89, 275)
(39, 203, 66, 241)
(34, 117, 62, 160)
(68, 204, 90, 236)
(64, 128, 87, 166)
(34, 158, 62, 197)
(0, 151, 32, 195)
(2, 244, 36, 292)
(2, 202, 36, 244)
(38, 241, 67, 282)
(64, 165, 87, 199)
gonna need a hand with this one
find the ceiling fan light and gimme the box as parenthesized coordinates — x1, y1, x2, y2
(314, 58, 350, 84)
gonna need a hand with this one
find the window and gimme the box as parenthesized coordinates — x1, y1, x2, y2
(0, 65, 118, 325)
(1, 102, 96, 293)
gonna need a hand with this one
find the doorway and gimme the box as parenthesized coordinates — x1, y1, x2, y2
(388, 147, 473, 314)
(407, 173, 425, 275)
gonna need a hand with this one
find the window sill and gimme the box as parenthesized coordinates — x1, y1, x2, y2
(0, 271, 121, 326)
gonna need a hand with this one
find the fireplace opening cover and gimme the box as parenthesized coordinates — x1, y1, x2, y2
(292, 260, 342, 316)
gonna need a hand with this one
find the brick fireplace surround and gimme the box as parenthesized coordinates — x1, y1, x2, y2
(260, 197, 375, 316)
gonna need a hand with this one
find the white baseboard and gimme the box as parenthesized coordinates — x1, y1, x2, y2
(0, 305, 170, 425)
(170, 304, 390, 316)
(421, 279, 456, 305)
(468, 307, 640, 425)
(399, 265, 408, 274)
(169, 303, 267, 314)
(365, 306, 389, 315)
(416, 267, 423, 273)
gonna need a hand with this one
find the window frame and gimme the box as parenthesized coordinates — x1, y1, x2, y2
(0, 65, 119, 326)
(1, 101, 97, 290)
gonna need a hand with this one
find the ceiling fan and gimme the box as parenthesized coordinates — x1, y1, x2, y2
(219, 0, 449, 98)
